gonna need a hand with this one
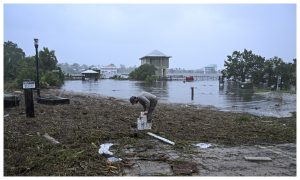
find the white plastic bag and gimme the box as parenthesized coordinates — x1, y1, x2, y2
(98, 143, 114, 155)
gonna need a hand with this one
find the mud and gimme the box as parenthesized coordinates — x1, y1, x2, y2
(3, 89, 296, 176)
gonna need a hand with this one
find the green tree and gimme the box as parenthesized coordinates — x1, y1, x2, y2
(222, 49, 265, 84)
(291, 59, 296, 86)
(264, 57, 296, 90)
(4, 41, 26, 80)
(129, 64, 157, 81)
(15, 57, 36, 87)
(38, 47, 65, 87)
(223, 49, 296, 90)
(263, 57, 284, 87)
(4, 41, 65, 89)
(39, 47, 58, 72)
(249, 54, 265, 85)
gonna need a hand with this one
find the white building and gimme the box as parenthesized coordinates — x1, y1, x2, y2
(100, 64, 118, 78)
(204, 64, 217, 74)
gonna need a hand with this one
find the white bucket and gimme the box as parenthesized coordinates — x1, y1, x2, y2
(137, 112, 151, 130)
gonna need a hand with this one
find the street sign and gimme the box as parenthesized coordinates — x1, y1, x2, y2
(23, 80, 36, 89)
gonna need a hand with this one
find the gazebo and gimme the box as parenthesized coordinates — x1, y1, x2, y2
(81, 69, 99, 81)
(140, 50, 171, 78)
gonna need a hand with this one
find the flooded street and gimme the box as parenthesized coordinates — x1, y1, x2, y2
(61, 80, 296, 117)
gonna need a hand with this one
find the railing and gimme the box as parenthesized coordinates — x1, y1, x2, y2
(165, 73, 221, 81)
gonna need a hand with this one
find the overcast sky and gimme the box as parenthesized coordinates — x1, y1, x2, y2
(4, 3, 296, 70)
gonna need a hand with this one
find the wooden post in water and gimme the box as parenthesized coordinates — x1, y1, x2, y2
(191, 87, 194, 100)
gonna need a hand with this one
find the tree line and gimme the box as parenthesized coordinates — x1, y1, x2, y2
(4, 41, 64, 90)
(221, 49, 296, 90)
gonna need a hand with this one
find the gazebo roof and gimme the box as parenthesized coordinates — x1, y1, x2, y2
(81, 69, 98, 74)
(140, 50, 171, 59)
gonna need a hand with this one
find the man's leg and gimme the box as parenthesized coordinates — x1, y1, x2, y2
(147, 100, 157, 123)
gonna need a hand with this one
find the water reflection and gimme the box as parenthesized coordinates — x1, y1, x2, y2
(134, 81, 169, 100)
(81, 80, 100, 92)
(224, 81, 254, 102)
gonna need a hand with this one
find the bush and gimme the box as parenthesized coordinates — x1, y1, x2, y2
(129, 64, 157, 81)
(145, 75, 157, 83)
(41, 71, 64, 87)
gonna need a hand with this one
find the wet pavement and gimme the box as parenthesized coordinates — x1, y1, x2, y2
(121, 136, 296, 176)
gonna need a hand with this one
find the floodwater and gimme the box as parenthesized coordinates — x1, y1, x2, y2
(61, 80, 296, 118)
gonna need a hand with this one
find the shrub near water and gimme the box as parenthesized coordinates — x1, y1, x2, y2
(129, 64, 157, 81)
(41, 71, 64, 88)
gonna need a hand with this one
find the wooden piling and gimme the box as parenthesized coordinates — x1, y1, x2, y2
(191, 87, 194, 100)
(24, 89, 35, 117)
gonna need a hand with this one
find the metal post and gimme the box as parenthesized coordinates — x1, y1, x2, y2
(34, 39, 40, 97)
(191, 87, 194, 100)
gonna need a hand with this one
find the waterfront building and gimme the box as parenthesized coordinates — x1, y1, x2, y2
(100, 64, 118, 78)
(140, 50, 171, 78)
(81, 69, 99, 80)
(204, 64, 217, 74)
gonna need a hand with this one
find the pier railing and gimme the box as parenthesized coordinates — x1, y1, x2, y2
(165, 73, 221, 81)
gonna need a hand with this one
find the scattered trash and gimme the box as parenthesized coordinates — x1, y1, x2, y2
(244, 156, 272, 162)
(43, 133, 60, 144)
(98, 143, 122, 163)
(91, 142, 97, 148)
(147, 132, 175, 145)
(4, 114, 9, 118)
(262, 121, 272, 123)
(98, 143, 114, 156)
(107, 157, 122, 163)
(193, 143, 212, 149)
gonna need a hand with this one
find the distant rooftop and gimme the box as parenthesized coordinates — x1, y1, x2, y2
(81, 69, 98, 74)
(140, 50, 171, 59)
(101, 64, 117, 68)
(205, 64, 217, 68)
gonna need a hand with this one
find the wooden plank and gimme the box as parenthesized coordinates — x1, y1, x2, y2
(244, 156, 272, 161)
(147, 132, 175, 145)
